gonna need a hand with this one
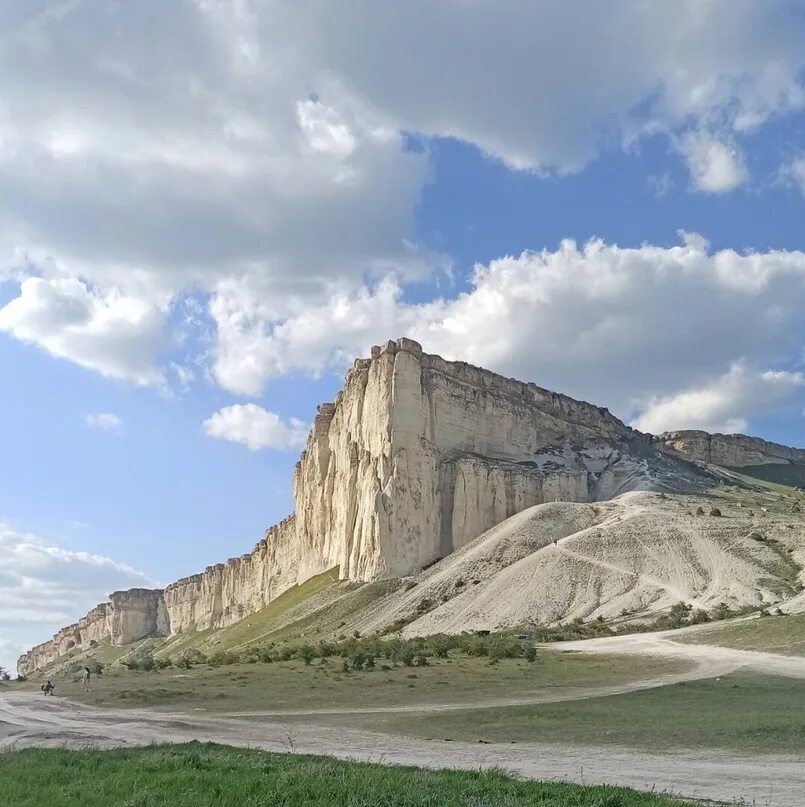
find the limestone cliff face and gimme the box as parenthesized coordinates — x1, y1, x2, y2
(26, 338, 800, 676)
(163, 516, 297, 633)
(658, 430, 805, 468)
(293, 338, 667, 581)
(17, 589, 165, 677)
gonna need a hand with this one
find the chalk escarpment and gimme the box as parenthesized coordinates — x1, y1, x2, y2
(19, 339, 804, 676)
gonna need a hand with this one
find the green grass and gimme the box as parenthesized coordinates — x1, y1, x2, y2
(17, 651, 688, 714)
(0, 743, 696, 806)
(677, 612, 805, 656)
(332, 672, 805, 752)
(153, 567, 343, 659)
(209, 567, 342, 651)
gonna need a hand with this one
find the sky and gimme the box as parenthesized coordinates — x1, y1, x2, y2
(2, 0, 805, 674)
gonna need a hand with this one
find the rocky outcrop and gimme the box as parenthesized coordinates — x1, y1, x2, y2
(658, 430, 805, 468)
(17, 589, 165, 677)
(23, 338, 803, 676)
(164, 516, 297, 633)
(292, 337, 683, 581)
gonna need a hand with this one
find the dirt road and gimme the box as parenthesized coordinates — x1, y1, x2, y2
(556, 628, 805, 679)
(0, 686, 802, 806)
(4, 636, 805, 806)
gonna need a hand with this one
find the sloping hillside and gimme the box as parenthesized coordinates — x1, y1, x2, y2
(351, 487, 805, 637)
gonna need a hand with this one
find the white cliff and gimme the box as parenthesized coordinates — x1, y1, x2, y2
(658, 430, 805, 468)
(21, 338, 803, 675)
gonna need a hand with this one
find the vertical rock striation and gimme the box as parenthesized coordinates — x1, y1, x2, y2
(292, 337, 670, 580)
(163, 515, 298, 633)
(17, 589, 165, 677)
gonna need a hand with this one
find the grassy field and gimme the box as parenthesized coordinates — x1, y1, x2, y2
(676, 612, 805, 656)
(20, 650, 685, 713)
(0, 743, 698, 807)
(316, 671, 805, 752)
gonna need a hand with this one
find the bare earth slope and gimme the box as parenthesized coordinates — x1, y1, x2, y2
(352, 490, 804, 637)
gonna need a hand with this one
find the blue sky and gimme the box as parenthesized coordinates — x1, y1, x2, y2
(1, 0, 805, 673)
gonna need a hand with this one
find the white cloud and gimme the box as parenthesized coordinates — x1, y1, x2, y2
(631, 363, 805, 434)
(207, 235, 805, 431)
(680, 133, 748, 193)
(0, 2, 803, 387)
(203, 403, 308, 451)
(85, 412, 122, 431)
(0, 522, 156, 674)
(0, 276, 169, 385)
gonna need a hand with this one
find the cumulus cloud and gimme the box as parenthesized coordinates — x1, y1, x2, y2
(208, 235, 805, 431)
(0, 1, 804, 388)
(632, 363, 805, 434)
(203, 404, 308, 451)
(85, 412, 122, 431)
(0, 522, 156, 674)
(680, 134, 748, 193)
(0, 276, 169, 385)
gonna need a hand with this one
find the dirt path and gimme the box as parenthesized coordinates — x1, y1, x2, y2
(4, 636, 805, 805)
(2, 691, 804, 806)
(555, 629, 805, 679)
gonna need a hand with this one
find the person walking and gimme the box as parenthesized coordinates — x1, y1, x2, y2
(82, 666, 91, 693)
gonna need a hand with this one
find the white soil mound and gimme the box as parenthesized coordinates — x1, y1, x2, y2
(356, 492, 801, 637)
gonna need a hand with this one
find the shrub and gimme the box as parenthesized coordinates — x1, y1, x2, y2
(208, 650, 238, 668)
(316, 641, 336, 658)
(430, 634, 454, 658)
(417, 598, 433, 613)
(709, 507, 722, 517)
(122, 652, 171, 672)
(297, 644, 316, 665)
(524, 645, 537, 662)
(487, 636, 521, 661)
(695, 506, 705, 516)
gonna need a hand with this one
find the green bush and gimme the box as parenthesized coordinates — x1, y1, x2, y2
(297, 644, 315, 665)
(208, 650, 238, 668)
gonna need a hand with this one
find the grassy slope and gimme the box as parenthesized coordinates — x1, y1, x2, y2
(677, 612, 805, 656)
(35, 651, 685, 713)
(329, 671, 805, 752)
(0, 744, 696, 807)
(154, 567, 342, 658)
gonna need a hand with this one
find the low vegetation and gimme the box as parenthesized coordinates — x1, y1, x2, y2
(34, 649, 685, 715)
(0, 743, 698, 807)
(347, 671, 805, 753)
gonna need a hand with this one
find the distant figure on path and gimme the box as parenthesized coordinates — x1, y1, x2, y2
(41, 680, 54, 696)
(82, 667, 91, 692)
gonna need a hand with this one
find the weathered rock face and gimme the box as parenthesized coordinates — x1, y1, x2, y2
(292, 338, 675, 581)
(24, 339, 803, 676)
(17, 589, 165, 677)
(164, 516, 297, 633)
(658, 430, 805, 468)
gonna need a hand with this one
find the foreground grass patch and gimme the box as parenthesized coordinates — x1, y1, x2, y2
(0, 743, 695, 806)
